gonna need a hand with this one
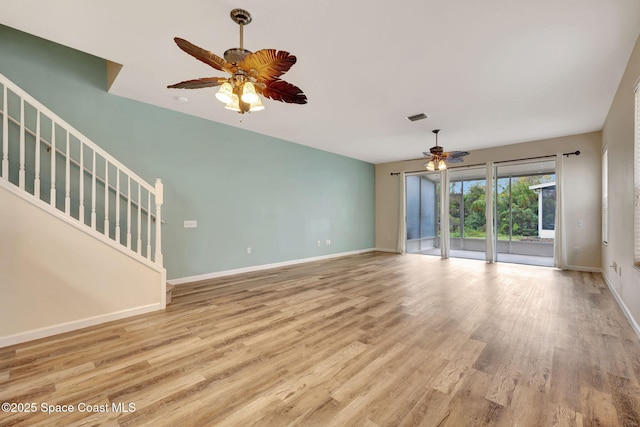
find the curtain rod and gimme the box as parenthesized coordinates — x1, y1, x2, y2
(389, 150, 580, 176)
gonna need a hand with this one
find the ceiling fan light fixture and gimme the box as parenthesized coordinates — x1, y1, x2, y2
(421, 129, 469, 171)
(168, 8, 307, 115)
(215, 82, 233, 104)
(241, 81, 259, 104)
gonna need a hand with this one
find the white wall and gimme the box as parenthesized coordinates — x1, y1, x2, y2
(376, 132, 602, 271)
(0, 182, 166, 347)
(602, 33, 640, 332)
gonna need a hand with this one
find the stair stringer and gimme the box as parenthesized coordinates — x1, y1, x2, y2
(0, 178, 166, 348)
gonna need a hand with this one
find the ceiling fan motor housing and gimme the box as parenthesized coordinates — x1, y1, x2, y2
(224, 48, 251, 63)
(430, 145, 444, 155)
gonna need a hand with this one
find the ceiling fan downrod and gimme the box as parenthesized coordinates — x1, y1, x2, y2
(224, 9, 253, 63)
(432, 129, 440, 147)
(231, 9, 251, 50)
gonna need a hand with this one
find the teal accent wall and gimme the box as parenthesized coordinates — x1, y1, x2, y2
(0, 25, 375, 280)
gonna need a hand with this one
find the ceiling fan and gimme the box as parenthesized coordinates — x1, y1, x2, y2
(423, 129, 469, 171)
(167, 8, 307, 114)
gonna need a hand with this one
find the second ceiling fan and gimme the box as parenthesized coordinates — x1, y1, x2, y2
(423, 129, 469, 171)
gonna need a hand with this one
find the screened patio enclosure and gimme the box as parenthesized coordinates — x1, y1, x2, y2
(405, 160, 556, 267)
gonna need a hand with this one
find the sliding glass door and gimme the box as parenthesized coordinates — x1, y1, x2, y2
(447, 167, 488, 260)
(405, 159, 557, 267)
(494, 160, 556, 266)
(405, 168, 489, 259)
(405, 173, 441, 254)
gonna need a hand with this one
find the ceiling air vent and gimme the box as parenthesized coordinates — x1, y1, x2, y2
(406, 113, 429, 122)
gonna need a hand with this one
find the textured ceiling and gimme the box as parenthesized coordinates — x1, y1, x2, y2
(2, 0, 640, 164)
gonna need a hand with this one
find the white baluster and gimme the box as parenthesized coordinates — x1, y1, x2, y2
(0, 77, 164, 260)
(154, 178, 163, 266)
(79, 143, 84, 224)
(34, 111, 41, 198)
(137, 183, 142, 254)
(146, 191, 152, 259)
(64, 132, 70, 214)
(104, 160, 110, 237)
(115, 169, 120, 243)
(18, 99, 25, 189)
(126, 176, 132, 249)
(50, 123, 56, 207)
(91, 150, 96, 229)
(2, 84, 8, 180)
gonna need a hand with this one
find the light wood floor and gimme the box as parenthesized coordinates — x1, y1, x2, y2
(2, 252, 640, 426)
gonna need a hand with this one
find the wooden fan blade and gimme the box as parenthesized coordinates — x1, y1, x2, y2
(260, 79, 307, 104)
(167, 77, 227, 89)
(173, 37, 233, 73)
(443, 151, 470, 158)
(239, 49, 297, 82)
(444, 157, 466, 164)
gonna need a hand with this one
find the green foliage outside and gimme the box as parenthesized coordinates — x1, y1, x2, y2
(448, 175, 554, 240)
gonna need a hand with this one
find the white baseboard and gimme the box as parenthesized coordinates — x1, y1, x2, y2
(168, 248, 377, 285)
(602, 272, 640, 339)
(374, 247, 399, 253)
(0, 303, 162, 348)
(565, 264, 601, 273)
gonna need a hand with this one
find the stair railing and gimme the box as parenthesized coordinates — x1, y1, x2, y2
(0, 73, 163, 266)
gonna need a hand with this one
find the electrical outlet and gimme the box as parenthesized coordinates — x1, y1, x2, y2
(326, 239, 331, 245)
(247, 247, 252, 254)
(184, 220, 197, 228)
(317, 240, 321, 247)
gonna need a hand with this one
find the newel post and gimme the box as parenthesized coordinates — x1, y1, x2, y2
(154, 178, 164, 266)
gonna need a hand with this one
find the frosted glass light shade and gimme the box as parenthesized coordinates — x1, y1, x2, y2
(425, 161, 435, 171)
(249, 96, 265, 112)
(215, 82, 233, 104)
(224, 94, 241, 112)
(438, 160, 447, 170)
(241, 81, 259, 103)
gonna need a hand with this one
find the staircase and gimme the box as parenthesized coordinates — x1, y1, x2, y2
(0, 73, 167, 348)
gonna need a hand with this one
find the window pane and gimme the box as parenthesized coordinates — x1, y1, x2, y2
(449, 181, 462, 238)
(463, 179, 486, 238)
(420, 176, 436, 238)
(405, 175, 420, 240)
(496, 177, 511, 240)
(541, 187, 556, 231)
(496, 174, 555, 240)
